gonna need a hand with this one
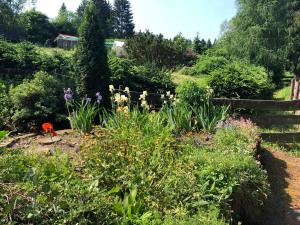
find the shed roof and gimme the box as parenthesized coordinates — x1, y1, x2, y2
(55, 34, 79, 42)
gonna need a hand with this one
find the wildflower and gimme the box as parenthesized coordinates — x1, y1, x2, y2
(42, 122, 57, 137)
(166, 91, 171, 97)
(114, 93, 121, 103)
(86, 98, 92, 103)
(109, 85, 115, 93)
(96, 92, 103, 104)
(64, 88, 73, 101)
(124, 87, 130, 94)
(161, 94, 165, 100)
(121, 95, 128, 103)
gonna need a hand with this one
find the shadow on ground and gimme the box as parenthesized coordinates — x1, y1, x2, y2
(258, 148, 300, 225)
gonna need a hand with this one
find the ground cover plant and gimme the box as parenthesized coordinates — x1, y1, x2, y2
(0, 86, 269, 225)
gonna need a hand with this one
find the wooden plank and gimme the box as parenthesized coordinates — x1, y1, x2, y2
(212, 98, 300, 111)
(261, 133, 300, 143)
(249, 115, 300, 126)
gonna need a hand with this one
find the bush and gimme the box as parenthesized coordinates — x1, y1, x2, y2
(109, 56, 175, 92)
(0, 83, 13, 129)
(0, 38, 75, 86)
(176, 80, 206, 108)
(126, 31, 195, 69)
(209, 60, 275, 99)
(9, 71, 62, 129)
(183, 55, 229, 76)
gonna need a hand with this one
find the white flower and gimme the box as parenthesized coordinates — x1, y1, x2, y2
(124, 87, 130, 94)
(161, 94, 165, 100)
(166, 91, 171, 97)
(170, 94, 174, 100)
(109, 85, 115, 93)
(114, 93, 121, 103)
(121, 95, 128, 103)
(143, 91, 148, 96)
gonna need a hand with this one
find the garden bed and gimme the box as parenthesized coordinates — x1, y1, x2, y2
(0, 116, 269, 225)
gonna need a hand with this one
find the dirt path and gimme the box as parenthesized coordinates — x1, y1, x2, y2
(260, 148, 300, 225)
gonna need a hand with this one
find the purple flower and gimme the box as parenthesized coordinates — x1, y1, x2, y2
(96, 92, 103, 104)
(64, 88, 73, 101)
(86, 97, 92, 103)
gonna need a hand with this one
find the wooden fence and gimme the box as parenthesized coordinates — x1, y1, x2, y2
(118, 88, 300, 143)
(212, 98, 300, 143)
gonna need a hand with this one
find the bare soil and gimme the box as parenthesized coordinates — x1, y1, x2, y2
(260, 148, 300, 225)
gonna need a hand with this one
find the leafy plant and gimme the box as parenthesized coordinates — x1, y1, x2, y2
(192, 95, 229, 133)
(0, 131, 8, 141)
(68, 99, 98, 134)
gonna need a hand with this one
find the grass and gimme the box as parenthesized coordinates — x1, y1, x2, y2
(274, 86, 291, 100)
(172, 71, 209, 88)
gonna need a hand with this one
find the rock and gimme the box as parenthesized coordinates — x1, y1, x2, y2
(38, 136, 62, 145)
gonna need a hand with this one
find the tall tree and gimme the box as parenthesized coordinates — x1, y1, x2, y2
(53, 2, 78, 35)
(74, 1, 110, 104)
(0, 0, 35, 40)
(77, 0, 113, 38)
(113, 0, 135, 38)
(20, 9, 54, 44)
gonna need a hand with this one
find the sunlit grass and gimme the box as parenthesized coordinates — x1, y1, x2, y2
(172, 72, 209, 87)
(274, 86, 291, 100)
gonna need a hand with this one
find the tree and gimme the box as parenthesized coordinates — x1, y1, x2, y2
(20, 9, 54, 44)
(74, 1, 110, 105)
(113, 0, 135, 38)
(52, 3, 78, 35)
(126, 31, 195, 68)
(207, 39, 212, 48)
(193, 34, 207, 55)
(0, 0, 35, 40)
(77, 0, 113, 38)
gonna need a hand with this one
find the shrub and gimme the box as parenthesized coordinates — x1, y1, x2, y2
(0, 82, 13, 129)
(176, 80, 206, 108)
(209, 60, 275, 99)
(126, 31, 195, 69)
(109, 56, 175, 92)
(182, 55, 228, 76)
(9, 71, 62, 129)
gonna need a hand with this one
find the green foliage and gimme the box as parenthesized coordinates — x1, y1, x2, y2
(209, 60, 275, 99)
(0, 82, 13, 129)
(0, 38, 75, 86)
(183, 55, 228, 76)
(68, 100, 98, 134)
(109, 56, 175, 92)
(52, 3, 78, 36)
(126, 31, 195, 69)
(219, 0, 300, 83)
(75, 1, 110, 104)
(113, 0, 135, 38)
(20, 9, 55, 44)
(0, 130, 8, 140)
(176, 80, 206, 107)
(0, 109, 268, 224)
(9, 71, 62, 129)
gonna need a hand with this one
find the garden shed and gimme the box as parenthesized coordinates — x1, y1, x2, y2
(54, 34, 79, 50)
(112, 41, 126, 57)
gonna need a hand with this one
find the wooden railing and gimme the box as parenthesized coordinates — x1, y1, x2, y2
(118, 88, 300, 143)
(212, 98, 300, 143)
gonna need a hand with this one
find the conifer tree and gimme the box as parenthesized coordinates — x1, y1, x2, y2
(77, 0, 113, 38)
(113, 0, 135, 38)
(75, 1, 110, 104)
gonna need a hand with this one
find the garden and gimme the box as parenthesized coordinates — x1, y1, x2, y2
(1, 0, 300, 224)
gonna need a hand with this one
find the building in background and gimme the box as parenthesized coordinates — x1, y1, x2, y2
(54, 34, 79, 50)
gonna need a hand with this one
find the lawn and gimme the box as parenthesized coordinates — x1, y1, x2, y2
(172, 71, 209, 87)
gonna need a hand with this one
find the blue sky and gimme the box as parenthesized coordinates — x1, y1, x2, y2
(33, 0, 237, 40)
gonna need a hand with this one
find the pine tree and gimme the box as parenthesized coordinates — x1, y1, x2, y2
(77, 0, 113, 38)
(193, 34, 207, 55)
(207, 39, 212, 48)
(113, 0, 135, 38)
(75, 1, 110, 104)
